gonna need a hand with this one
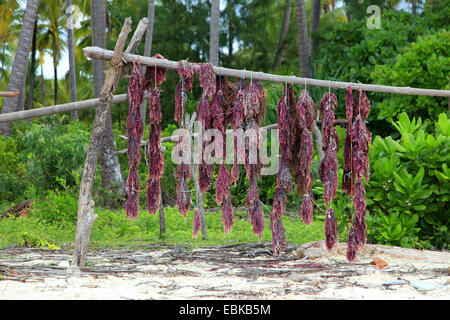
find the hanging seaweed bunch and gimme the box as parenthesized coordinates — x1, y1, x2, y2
(143, 53, 167, 88)
(125, 60, 145, 220)
(324, 207, 338, 251)
(210, 76, 235, 234)
(319, 92, 339, 207)
(174, 60, 194, 125)
(145, 55, 167, 215)
(230, 78, 246, 184)
(318, 92, 340, 251)
(243, 78, 266, 241)
(146, 88, 163, 214)
(296, 90, 316, 226)
(343, 85, 372, 262)
(198, 62, 216, 98)
(192, 208, 202, 239)
(271, 83, 294, 255)
(176, 147, 192, 219)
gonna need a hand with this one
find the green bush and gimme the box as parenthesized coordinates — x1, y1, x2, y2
(25, 180, 79, 226)
(315, 9, 448, 136)
(0, 135, 27, 202)
(16, 118, 90, 192)
(371, 29, 450, 121)
(366, 112, 450, 249)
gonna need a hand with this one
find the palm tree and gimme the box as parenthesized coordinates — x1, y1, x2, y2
(294, 0, 311, 78)
(209, 0, 220, 66)
(90, 0, 106, 98)
(36, 28, 50, 108)
(41, 0, 66, 106)
(0, 0, 40, 138)
(144, 0, 155, 58)
(66, 0, 78, 120)
(91, 0, 126, 206)
(0, 0, 19, 90)
(309, 0, 321, 56)
(273, 0, 293, 71)
(28, 19, 38, 112)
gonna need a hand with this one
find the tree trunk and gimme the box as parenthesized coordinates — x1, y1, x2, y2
(0, 0, 40, 137)
(144, 0, 155, 59)
(91, 0, 106, 98)
(309, 0, 321, 56)
(294, 0, 311, 78)
(40, 64, 46, 107)
(91, 0, 126, 207)
(227, 0, 233, 66)
(53, 53, 58, 105)
(141, 0, 155, 124)
(209, 0, 220, 66)
(411, 0, 418, 15)
(67, 0, 78, 120)
(272, 0, 292, 71)
(28, 20, 37, 113)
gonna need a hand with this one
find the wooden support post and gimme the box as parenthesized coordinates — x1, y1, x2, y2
(186, 113, 208, 239)
(159, 189, 165, 235)
(72, 17, 148, 268)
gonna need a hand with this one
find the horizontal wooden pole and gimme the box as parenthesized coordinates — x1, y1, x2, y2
(0, 92, 19, 97)
(0, 93, 149, 123)
(84, 46, 450, 98)
(115, 119, 350, 154)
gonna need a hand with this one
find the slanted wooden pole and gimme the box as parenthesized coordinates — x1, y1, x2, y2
(0, 92, 19, 97)
(83, 46, 450, 98)
(0, 94, 138, 123)
(72, 17, 148, 268)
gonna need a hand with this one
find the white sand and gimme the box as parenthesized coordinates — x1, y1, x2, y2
(0, 241, 448, 300)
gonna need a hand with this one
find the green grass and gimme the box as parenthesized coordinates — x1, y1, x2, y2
(0, 204, 330, 250)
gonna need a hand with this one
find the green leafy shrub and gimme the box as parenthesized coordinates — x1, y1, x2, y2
(0, 135, 27, 202)
(366, 112, 450, 249)
(16, 118, 90, 192)
(371, 29, 450, 121)
(29, 184, 79, 225)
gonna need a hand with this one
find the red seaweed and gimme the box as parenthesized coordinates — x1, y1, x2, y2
(301, 194, 314, 226)
(125, 61, 145, 219)
(199, 63, 216, 98)
(193, 208, 202, 239)
(147, 86, 165, 215)
(270, 216, 286, 256)
(246, 176, 265, 240)
(319, 134, 338, 207)
(297, 90, 317, 131)
(222, 195, 234, 234)
(272, 187, 287, 221)
(324, 207, 338, 252)
(174, 60, 194, 124)
(147, 178, 161, 215)
(318, 92, 339, 207)
(346, 225, 358, 263)
(216, 163, 231, 206)
(143, 53, 167, 88)
(176, 176, 191, 218)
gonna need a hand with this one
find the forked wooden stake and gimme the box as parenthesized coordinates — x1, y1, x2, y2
(72, 17, 149, 268)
